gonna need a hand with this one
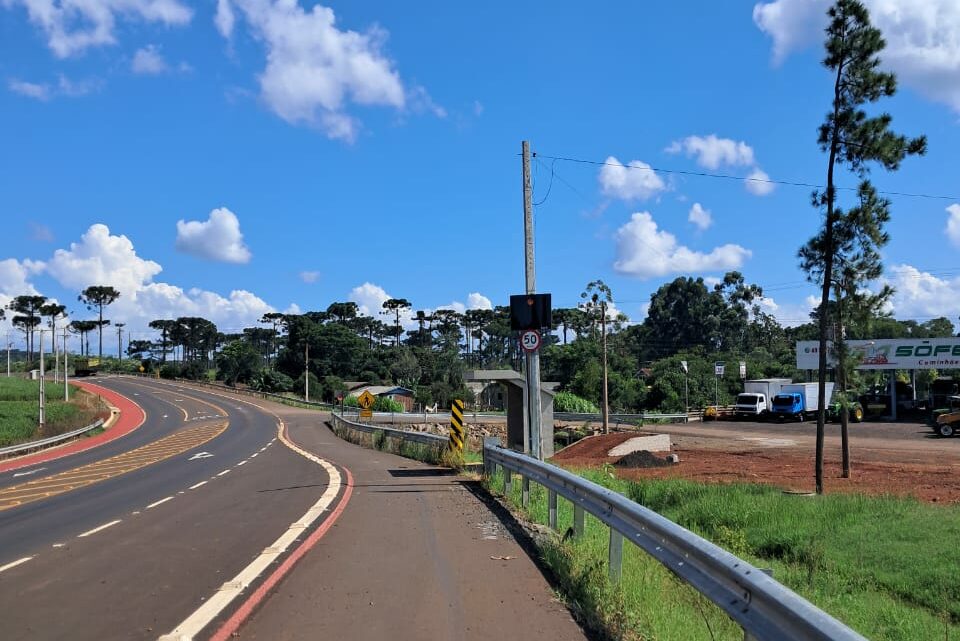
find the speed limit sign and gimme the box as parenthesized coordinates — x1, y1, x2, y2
(520, 329, 541, 353)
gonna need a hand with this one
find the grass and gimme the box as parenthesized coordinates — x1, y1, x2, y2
(486, 467, 960, 641)
(0, 378, 104, 447)
(329, 420, 481, 470)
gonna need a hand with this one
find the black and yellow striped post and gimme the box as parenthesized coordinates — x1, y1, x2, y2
(449, 399, 465, 452)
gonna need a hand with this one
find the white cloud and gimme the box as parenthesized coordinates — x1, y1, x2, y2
(348, 282, 392, 317)
(47, 223, 162, 295)
(754, 0, 960, 113)
(0, 258, 41, 297)
(613, 212, 751, 279)
(688, 202, 712, 231)
(881, 264, 960, 319)
(745, 168, 775, 196)
(467, 292, 492, 310)
(3, 0, 192, 58)
(215, 0, 235, 38)
(666, 134, 755, 170)
(598, 156, 666, 201)
(8, 78, 49, 100)
(132, 44, 167, 74)
(218, 0, 428, 140)
(757, 294, 819, 327)
(946, 204, 960, 247)
(299, 270, 320, 284)
(29, 222, 54, 242)
(175, 207, 251, 264)
(283, 302, 301, 315)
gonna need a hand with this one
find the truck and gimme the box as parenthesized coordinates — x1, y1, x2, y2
(734, 379, 792, 419)
(771, 382, 835, 421)
(73, 357, 100, 377)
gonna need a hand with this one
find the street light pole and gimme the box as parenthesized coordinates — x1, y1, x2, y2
(63, 326, 69, 402)
(116, 323, 126, 370)
(38, 329, 45, 434)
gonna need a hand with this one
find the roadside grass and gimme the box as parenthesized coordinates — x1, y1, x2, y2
(329, 421, 482, 470)
(486, 468, 960, 641)
(0, 379, 104, 447)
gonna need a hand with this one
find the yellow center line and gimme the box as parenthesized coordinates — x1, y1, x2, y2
(0, 422, 228, 511)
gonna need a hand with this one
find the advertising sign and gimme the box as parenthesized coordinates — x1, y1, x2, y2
(797, 339, 960, 370)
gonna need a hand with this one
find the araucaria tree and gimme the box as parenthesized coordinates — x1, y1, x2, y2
(801, 0, 925, 495)
(79, 286, 121, 361)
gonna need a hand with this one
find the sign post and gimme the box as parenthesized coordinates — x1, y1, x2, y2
(520, 329, 541, 353)
(714, 361, 725, 408)
(680, 360, 688, 415)
(449, 399, 465, 453)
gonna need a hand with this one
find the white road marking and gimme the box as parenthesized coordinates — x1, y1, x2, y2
(52, 543, 64, 548)
(132, 511, 141, 515)
(160, 419, 341, 641)
(217, 469, 230, 476)
(79, 520, 122, 538)
(163, 414, 169, 419)
(13, 467, 47, 477)
(236, 460, 247, 466)
(189, 481, 207, 490)
(188, 452, 214, 460)
(146, 496, 174, 509)
(250, 452, 258, 458)
(0, 556, 34, 573)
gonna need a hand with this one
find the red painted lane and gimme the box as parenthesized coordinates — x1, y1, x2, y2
(209, 424, 355, 641)
(0, 381, 146, 474)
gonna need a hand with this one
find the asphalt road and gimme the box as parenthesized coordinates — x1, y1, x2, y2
(0, 376, 335, 640)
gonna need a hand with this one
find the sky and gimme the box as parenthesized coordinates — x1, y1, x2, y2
(1, 0, 960, 353)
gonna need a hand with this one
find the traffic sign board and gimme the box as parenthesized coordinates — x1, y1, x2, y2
(357, 390, 376, 410)
(715, 361, 725, 376)
(360, 409, 373, 419)
(520, 329, 541, 353)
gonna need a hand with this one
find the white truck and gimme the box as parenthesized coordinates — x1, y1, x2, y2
(771, 382, 836, 421)
(734, 379, 793, 419)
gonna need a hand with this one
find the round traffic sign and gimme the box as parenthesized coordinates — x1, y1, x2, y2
(520, 329, 541, 353)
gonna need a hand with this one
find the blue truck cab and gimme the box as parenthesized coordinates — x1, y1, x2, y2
(771, 393, 805, 421)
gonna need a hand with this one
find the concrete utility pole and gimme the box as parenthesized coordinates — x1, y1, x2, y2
(601, 300, 609, 434)
(116, 323, 126, 369)
(63, 326, 69, 402)
(304, 343, 310, 402)
(38, 329, 45, 434)
(6, 331, 11, 378)
(521, 140, 543, 460)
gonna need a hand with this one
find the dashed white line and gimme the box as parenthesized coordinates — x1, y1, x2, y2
(236, 460, 247, 467)
(250, 452, 258, 458)
(132, 511, 141, 515)
(52, 543, 64, 548)
(0, 556, 34, 573)
(217, 469, 231, 476)
(189, 481, 208, 490)
(147, 496, 174, 509)
(78, 520, 122, 538)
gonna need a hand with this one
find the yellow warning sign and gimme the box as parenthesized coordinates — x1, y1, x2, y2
(360, 409, 373, 419)
(357, 390, 376, 410)
(449, 399, 465, 452)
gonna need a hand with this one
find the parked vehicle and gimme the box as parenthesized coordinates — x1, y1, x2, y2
(770, 382, 835, 421)
(73, 357, 100, 377)
(934, 408, 960, 437)
(827, 398, 864, 423)
(734, 378, 792, 419)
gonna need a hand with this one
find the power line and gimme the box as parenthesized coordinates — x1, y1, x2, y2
(532, 152, 960, 201)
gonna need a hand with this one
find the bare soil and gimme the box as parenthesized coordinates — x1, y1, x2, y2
(553, 431, 960, 504)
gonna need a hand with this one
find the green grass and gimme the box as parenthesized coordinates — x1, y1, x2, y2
(486, 468, 960, 641)
(0, 377, 66, 402)
(0, 378, 102, 447)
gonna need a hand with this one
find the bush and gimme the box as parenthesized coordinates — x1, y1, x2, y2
(343, 395, 359, 408)
(251, 369, 294, 393)
(180, 360, 208, 380)
(554, 391, 600, 413)
(159, 363, 181, 379)
(373, 396, 404, 413)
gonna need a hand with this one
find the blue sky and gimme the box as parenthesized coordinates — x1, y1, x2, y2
(2, 0, 959, 350)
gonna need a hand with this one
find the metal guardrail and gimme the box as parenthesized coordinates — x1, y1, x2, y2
(330, 409, 448, 449)
(0, 418, 105, 458)
(483, 440, 867, 641)
(554, 411, 691, 424)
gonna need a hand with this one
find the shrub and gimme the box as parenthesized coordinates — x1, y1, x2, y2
(554, 391, 600, 413)
(373, 396, 404, 413)
(251, 369, 294, 393)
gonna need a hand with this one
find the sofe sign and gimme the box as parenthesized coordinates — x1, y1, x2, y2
(796, 339, 960, 370)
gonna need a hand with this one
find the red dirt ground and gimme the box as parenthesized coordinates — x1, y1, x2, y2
(552, 432, 960, 503)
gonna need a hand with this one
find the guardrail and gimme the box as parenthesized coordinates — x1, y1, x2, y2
(0, 418, 105, 459)
(554, 411, 692, 424)
(482, 439, 867, 641)
(330, 409, 448, 450)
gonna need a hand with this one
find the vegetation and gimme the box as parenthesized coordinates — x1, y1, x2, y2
(0, 378, 104, 446)
(488, 469, 960, 641)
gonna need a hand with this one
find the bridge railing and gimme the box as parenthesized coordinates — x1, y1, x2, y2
(483, 438, 867, 641)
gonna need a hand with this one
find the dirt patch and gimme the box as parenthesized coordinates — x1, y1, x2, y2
(549, 432, 960, 504)
(614, 450, 674, 469)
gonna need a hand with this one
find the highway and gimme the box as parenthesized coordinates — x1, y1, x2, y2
(0, 377, 338, 640)
(0, 377, 589, 641)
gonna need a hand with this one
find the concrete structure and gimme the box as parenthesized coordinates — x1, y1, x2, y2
(464, 370, 557, 458)
(608, 434, 672, 457)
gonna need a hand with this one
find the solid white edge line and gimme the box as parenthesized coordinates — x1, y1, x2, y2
(78, 519, 122, 538)
(159, 419, 342, 641)
(146, 496, 174, 509)
(0, 556, 34, 573)
(189, 481, 207, 490)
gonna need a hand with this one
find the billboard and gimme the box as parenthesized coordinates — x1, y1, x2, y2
(797, 339, 960, 370)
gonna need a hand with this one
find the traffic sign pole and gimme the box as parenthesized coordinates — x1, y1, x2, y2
(522, 141, 543, 460)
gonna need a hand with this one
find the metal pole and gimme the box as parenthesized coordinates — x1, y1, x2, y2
(522, 140, 543, 460)
(52, 321, 58, 383)
(684, 371, 689, 417)
(117, 323, 125, 368)
(63, 327, 69, 402)
(38, 330, 45, 433)
(304, 343, 310, 402)
(601, 303, 609, 433)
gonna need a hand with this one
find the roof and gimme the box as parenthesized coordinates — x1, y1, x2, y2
(354, 385, 414, 397)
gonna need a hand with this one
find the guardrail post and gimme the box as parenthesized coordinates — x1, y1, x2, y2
(504, 469, 513, 496)
(743, 568, 773, 641)
(483, 437, 501, 477)
(548, 489, 557, 530)
(609, 528, 623, 583)
(522, 476, 530, 508)
(573, 503, 584, 538)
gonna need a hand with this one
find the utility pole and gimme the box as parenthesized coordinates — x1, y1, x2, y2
(38, 329, 45, 435)
(304, 343, 310, 402)
(63, 326, 69, 402)
(522, 140, 543, 460)
(6, 331, 10, 378)
(116, 323, 126, 370)
(601, 300, 609, 434)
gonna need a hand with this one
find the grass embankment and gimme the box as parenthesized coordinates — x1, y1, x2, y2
(486, 468, 960, 641)
(0, 378, 105, 447)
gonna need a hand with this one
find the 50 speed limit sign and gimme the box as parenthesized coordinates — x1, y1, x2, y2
(520, 329, 542, 353)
